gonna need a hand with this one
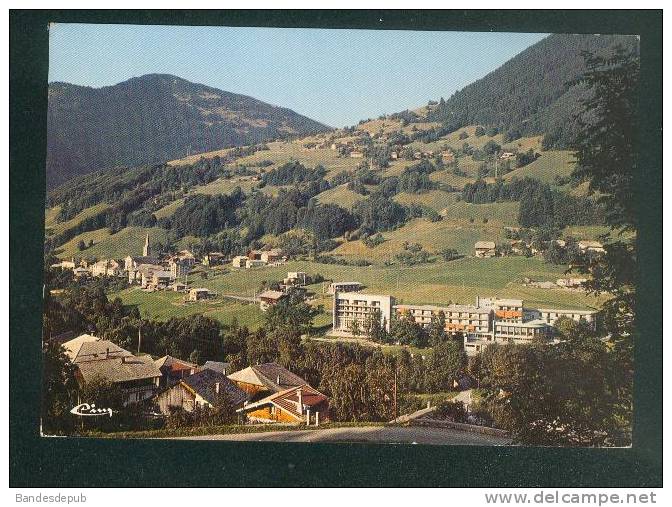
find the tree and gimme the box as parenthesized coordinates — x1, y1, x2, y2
(474, 126, 486, 137)
(42, 341, 78, 433)
(424, 341, 465, 393)
(427, 311, 448, 346)
(77, 239, 86, 251)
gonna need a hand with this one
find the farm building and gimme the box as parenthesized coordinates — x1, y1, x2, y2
(328, 281, 362, 294)
(188, 288, 210, 301)
(237, 384, 329, 425)
(258, 290, 287, 311)
(578, 240, 605, 254)
(260, 248, 284, 263)
(154, 368, 248, 416)
(202, 252, 227, 266)
(474, 241, 496, 258)
(90, 259, 123, 277)
(231, 256, 248, 268)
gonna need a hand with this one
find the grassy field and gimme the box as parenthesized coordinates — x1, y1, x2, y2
(185, 258, 605, 310)
(393, 190, 458, 212)
(56, 226, 169, 260)
(153, 198, 185, 219)
(314, 184, 366, 210)
(503, 150, 576, 184)
(110, 286, 267, 329)
(45, 203, 111, 237)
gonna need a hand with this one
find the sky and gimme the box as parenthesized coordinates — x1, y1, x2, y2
(48, 24, 547, 128)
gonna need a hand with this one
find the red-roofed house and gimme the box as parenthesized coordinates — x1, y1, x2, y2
(237, 384, 329, 425)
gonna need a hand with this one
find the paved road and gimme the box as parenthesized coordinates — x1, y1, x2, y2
(178, 426, 511, 446)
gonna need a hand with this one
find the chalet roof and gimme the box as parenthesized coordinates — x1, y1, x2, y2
(152, 270, 172, 279)
(76, 351, 162, 384)
(259, 290, 286, 301)
(237, 384, 327, 420)
(203, 361, 231, 375)
(154, 355, 197, 375)
(127, 255, 159, 265)
(474, 241, 496, 249)
(182, 369, 248, 407)
(62, 334, 100, 362)
(227, 362, 308, 393)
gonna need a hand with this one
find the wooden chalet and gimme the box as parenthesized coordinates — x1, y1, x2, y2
(237, 384, 329, 425)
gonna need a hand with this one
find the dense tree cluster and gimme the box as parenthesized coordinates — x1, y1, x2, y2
(425, 34, 638, 149)
(261, 161, 326, 186)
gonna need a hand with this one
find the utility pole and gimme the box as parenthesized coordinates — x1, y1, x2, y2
(393, 368, 398, 420)
(137, 324, 142, 354)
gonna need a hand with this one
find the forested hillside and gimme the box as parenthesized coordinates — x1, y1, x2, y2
(426, 34, 639, 148)
(46, 74, 330, 187)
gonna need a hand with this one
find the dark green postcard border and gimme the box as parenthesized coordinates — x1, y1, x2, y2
(10, 10, 662, 488)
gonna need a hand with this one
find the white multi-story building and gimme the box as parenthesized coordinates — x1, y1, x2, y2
(394, 303, 492, 336)
(332, 292, 394, 335)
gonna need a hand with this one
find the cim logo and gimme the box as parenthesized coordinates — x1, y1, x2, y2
(70, 403, 114, 417)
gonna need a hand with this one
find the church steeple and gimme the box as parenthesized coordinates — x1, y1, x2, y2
(143, 233, 150, 257)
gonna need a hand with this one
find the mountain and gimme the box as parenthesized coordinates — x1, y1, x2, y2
(425, 34, 639, 148)
(46, 74, 331, 187)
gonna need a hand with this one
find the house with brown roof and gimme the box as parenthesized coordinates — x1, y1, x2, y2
(154, 368, 249, 415)
(63, 334, 162, 405)
(227, 362, 308, 399)
(474, 241, 497, 258)
(154, 355, 197, 387)
(237, 384, 329, 425)
(258, 290, 287, 311)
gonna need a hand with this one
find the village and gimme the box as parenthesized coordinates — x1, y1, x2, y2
(43, 228, 602, 441)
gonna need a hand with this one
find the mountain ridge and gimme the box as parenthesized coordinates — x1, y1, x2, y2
(46, 73, 331, 188)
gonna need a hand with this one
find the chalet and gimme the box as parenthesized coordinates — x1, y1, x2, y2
(474, 241, 496, 258)
(63, 334, 162, 405)
(227, 362, 308, 399)
(246, 259, 266, 269)
(260, 248, 284, 263)
(154, 355, 197, 387)
(150, 270, 173, 289)
(174, 250, 197, 266)
(154, 369, 249, 415)
(173, 281, 187, 292)
(349, 150, 364, 158)
(259, 290, 287, 311)
(90, 259, 122, 277)
(72, 267, 90, 278)
(168, 258, 191, 279)
(124, 255, 160, 272)
(129, 263, 163, 286)
(247, 250, 263, 260)
(283, 271, 308, 286)
(556, 278, 588, 288)
(188, 288, 210, 301)
(578, 240, 605, 254)
(237, 384, 329, 425)
(202, 252, 227, 267)
(499, 151, 515, 160)
(232, 256, 248, 268)
(51, 258, 77, 270)
(390, 151, 399, 160)
(328, 281, 363, 294)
